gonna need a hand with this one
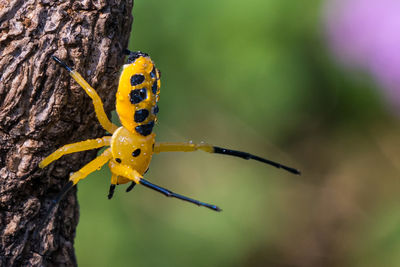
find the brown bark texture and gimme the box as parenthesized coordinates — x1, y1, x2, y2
(0, 0, 133, 266)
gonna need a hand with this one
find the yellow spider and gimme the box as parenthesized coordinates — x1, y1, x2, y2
(39, 50, 300, 212)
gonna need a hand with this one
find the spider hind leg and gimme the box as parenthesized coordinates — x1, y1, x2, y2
(109, 162, 221, 211)
(139, 178, 221, 212)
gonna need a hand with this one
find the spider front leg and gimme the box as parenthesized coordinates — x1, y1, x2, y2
(154, 142, 300, 175)
(52, 148, 113, 202)
(108, 161, 221, 211)
(52, 56, 118, 134)
(39, 136, 111, 168)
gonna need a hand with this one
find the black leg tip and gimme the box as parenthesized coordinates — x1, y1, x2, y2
(211, 206, 222, 212)
(126, 182, 136, 192)
(213, 146, 301, 176)
(51, 55, 73, 72)
(51, 55, 60, 62)
(284, 167, 301, 175)
(19, 165, 40, 180)
(108, 184, 116, 199)
(54, 181, 74, 203)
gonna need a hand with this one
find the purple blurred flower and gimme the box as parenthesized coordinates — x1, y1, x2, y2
(324, 0, 400, 112)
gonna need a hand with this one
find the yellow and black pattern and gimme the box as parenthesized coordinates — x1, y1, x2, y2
(116, 51, 161, 136)
(39, 50, 299, 213)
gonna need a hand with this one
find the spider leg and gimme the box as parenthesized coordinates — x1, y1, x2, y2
(41, 148, 113, 226)
(108, 184, 116, 199)
(109, 161, 221, 211)
(126, 182, 136, 192)
(39, 136, 111, 168)
(139, 178, 221, 211)
(154, 142, 300, 175)
(108, 173, 118, 199)
(52, 56, 118, 134)
(69, 148, 112, 185)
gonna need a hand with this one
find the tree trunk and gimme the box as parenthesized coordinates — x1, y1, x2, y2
(0, 1, 133, 265)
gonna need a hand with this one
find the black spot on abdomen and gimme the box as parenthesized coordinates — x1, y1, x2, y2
(135, 121, 155, 136)
(131, 74, 145, 86)
(152, 80, 158, 94)
(150, 66, 157, 79)
(152, 105, 159, 115)
(130, 88, 147, 104)
(134, 109, 149, 123)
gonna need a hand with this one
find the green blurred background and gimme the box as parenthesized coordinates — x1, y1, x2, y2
(75, 0, 400, 266)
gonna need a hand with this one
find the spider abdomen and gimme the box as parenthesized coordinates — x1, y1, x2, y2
(116, 53, 161, 137)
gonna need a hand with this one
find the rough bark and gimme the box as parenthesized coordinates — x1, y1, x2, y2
(0, 0, 133, 266)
